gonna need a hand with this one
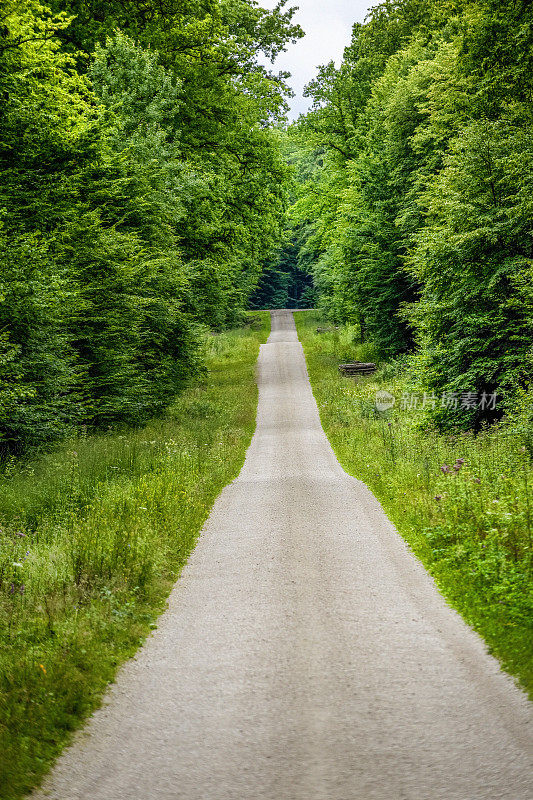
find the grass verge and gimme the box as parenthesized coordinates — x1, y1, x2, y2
(0, 311, 270, 800)
(294, 310, 533, 697)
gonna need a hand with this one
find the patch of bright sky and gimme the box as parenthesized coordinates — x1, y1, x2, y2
(259, 0, 373, 120)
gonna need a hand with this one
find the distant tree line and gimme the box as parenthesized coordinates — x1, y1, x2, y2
(289, 0, 533, 429)
(0, 0, 301, 452)
(249, 224, 316, 310)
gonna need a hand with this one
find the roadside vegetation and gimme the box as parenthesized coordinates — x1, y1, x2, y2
(0, 313, 269, 800)
(275, 0, 533, 697)
(295, 311, 533, 697)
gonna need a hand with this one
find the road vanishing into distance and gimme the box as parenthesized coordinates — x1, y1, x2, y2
(34, 311, 532, 800)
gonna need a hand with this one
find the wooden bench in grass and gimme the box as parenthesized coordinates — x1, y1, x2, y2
(338, 362, 377, 377)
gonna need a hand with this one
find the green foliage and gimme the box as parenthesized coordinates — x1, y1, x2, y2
(250, 228, 315, 310)
(0, 230, 78, 448)
(0, 0, 299, 451)
(292, 0, 533, 427)
(250, 131, 316, 310)
(408, 119, 533, 428)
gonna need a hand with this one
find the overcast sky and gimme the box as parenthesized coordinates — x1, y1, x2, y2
(260, 0, 373, 119)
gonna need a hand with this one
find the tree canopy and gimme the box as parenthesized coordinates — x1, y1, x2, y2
(2, 0, 533, 444)
(0, 0, 302, 451)
(288, 0, 533, 428)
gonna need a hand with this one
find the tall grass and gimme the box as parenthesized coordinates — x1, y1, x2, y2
(294, 310, 533, 696)
(0, 312, 270, 800)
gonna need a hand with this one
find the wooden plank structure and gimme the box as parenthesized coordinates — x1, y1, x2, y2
(316, 326, 339, 333)
(338, 362, 377, 377)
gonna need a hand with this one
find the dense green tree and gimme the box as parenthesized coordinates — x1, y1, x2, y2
(53, 0, 301, 326)
(0, 1, 93, 449)
(292, 0, 533, 426)
(0, 229, 78, 448)
(0, 0, 299, 451)
(408, 119, 533, 427)
(250, 225, 314, 310)
(290, 4, 437, 350)
(5, 0, 533, 444)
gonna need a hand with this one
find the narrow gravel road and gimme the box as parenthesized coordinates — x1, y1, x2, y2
(35, 310, 532, 800)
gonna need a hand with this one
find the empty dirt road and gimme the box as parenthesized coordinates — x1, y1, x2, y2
(34, 310, 532, 800)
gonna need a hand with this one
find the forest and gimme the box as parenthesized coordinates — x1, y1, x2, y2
(0, 0, 301, 453)
(1, 0, 533, 796)
(284, 0, 533, 433)
(3, 0, 533, 450)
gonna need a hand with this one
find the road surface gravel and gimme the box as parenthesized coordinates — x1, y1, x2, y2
(34, 310, 532, 800)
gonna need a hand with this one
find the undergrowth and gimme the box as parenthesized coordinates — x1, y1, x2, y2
(294, 310, 533, 697)
(0, 311, 270, 800)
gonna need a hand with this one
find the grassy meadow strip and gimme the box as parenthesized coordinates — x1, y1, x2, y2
(294, 310, 533, 697)
(0, 312, 270, 800)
